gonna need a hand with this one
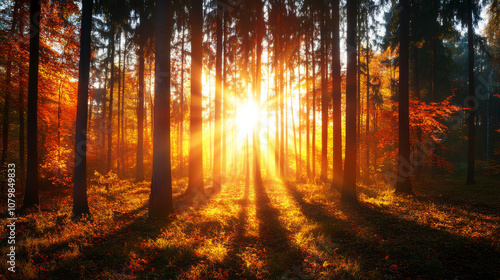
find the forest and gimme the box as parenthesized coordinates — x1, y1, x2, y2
(0, 0, 499, 279)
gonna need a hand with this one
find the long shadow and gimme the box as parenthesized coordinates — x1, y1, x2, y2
(286, 184, 500, 279)
(254, 180, 302, 278)
(45, 210, 177, 279)
(340, 201, 500, 279)
(284, 182, 499, 279)
(39, 187, 216, 279)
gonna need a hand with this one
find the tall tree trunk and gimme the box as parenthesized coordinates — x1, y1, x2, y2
(23, 0, 41, 208)
(395, 0, 412, 194)
(149, 0, 173, 218)
(320, 10, 328, 182)
(312, 25, 316, 181)
(279, 45, 285, 178)
(73, 0, 93, 217)
(254, 0, 263, 186)
(179, 26, 185, 177)
(222, 11, 228, 179)
(186, 0, 205, 196)
(136, 9, 145, 182)
(17, 3, 25, 184)
(365, 39, 370, 181)
(466, 0, 475, 185)
(331, 0, 342, 189)
(214, 3, 222, 192)
(107, 25, 115, 173)
(117, 32, 122, 174)
(121, 50, 126, 176)
(306, 25, 311, 180)
(341, 0, 357, 202)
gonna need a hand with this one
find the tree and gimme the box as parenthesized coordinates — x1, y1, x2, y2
(135, 0, 147, 182)
(213, 1, 222, 192)
(331, 0, 342, 189)
(149, 0, 174, 218)
(342, 0, 357, 202)
(73, 0, 93, 217)
(466, 0, 475, 185)
(185, 0, 205, 196)
(107, 24, 115, 173)
(395, 0, 413, 194)
(23, 0, 41, 209)
(320, 6, 328, 183)
(253, 0, 264, 186)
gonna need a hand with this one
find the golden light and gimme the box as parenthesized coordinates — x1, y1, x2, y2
(235, 100, 260, 137)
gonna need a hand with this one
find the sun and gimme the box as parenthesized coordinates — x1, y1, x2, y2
(235, 100, 260, 137)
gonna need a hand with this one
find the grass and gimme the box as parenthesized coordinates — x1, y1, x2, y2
(1, 175, 499, 279)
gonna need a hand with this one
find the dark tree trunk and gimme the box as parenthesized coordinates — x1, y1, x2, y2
(341, 0, 357, 202)
(149, 0, 173, 218)
(365, 39, 370, 181)
(180, 26, 185, 177)
(73, 0, 93, 217)
(306, 25, 311, 180)
(23, 0, 41, 208)
(311, 7, 316, 180)
(186, 0, 205, 196)
(17, 2, 25, 184)
(117, 32, 122, 175)
(320, 9, 328, 183)
(107, 25, 115, 173)
(466, 0, 475, 185)
(136, 6, 145, 182)
(395, 0, 412, 194)
(253, 0, 263, 186)
(214, 3, 222, 192)
(331, 0, 342, 189)
(222, 11, 228, 178)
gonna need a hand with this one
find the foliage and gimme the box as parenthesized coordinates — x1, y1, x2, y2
(0, 178, 498, 279)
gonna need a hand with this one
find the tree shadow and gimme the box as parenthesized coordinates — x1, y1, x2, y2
(253, 181, 302, 278)
(283, 182, 499, 279)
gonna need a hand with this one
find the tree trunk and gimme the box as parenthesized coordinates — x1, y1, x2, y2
(331, 0, 342, 189)
(149, 0, 174, 218)
(306, 25, 311, 180)
(466, 0, 475, 185)
(73, 0, 93, 217)
(341, 0, 357, 202)
(395, 0, 412, 194)
(23, 0, 41, 208)
(320, 10, 328, 182)
(186, 0, 205, 196)
(365, 39, 370, 181)
(136, 8, 145, 182)
(214, 3, 222, 192)
(107, 25, 115, 173)
(253, 0, 263, 186)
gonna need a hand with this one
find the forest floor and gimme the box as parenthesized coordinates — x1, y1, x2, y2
(1, 175, 499, 279)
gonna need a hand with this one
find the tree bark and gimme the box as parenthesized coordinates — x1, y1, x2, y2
(395, 0, 412, 194)
(107, 25, 115, 173)
(331, 0, 342, 189)
(186, 0, 205, 196)
(214, 3, 222, 192)
(341, 0, 357, 202)
(149, 0, 173, 218)
(136, 4, 145, 182)
(73, 0, 93, 217)
(23, 0, 41, 208)
(466, 0, 475, 185)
